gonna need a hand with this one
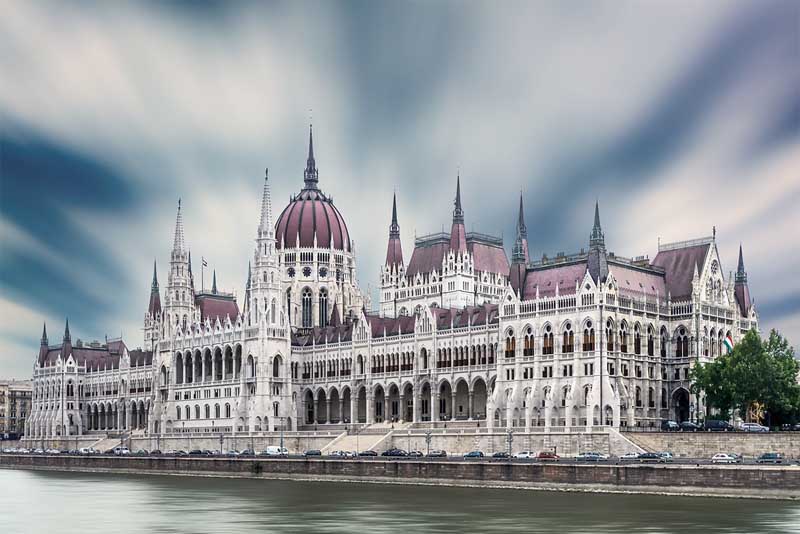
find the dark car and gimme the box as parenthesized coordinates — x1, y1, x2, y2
(381, 448, 408, 457)
(704, 419, 735, 432)
(188, 449, 204, 456)
(358, 450, 378, 457)
(492, 451, 510, 459)
(149, 450, 162, 456)
(638, 452, 665, 463)
(680, 421, 702, 432)
(426, 450, 447, 458)
(661, 420, 680, 432)
(536, 451, 560, 461)
(464, 450, 485, 458)
(303, 449, 322, 457)
(239, 449, 255, 457)
(756, 452, 783, 464)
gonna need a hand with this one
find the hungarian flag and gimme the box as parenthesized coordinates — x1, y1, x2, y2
(723, 333, 734, 354)
(202, 257, 208, 267)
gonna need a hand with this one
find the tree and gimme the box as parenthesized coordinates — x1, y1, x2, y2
(690, 329, 799, 425)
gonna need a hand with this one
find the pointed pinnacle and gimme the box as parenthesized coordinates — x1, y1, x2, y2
(152, 259, 159, 289)
(41, 322, 48, 344)
(212, 269, 217, 294)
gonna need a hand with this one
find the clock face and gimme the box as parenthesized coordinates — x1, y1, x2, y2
(319, 267, 328, 278)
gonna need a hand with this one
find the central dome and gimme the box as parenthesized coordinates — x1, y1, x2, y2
(274, 126, 352, 252)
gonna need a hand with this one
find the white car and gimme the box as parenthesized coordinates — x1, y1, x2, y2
(263, 446, 289, 456)
(113, 446, 130, 456)
(740, 422, 769, 433)
(711, 453, 738, 464)
(619, 452, 640, 461)
(513, 451, 535, 459)
(659, 452, 674, 462)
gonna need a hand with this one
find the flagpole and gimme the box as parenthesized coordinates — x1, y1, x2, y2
(201, 256, 205, 292)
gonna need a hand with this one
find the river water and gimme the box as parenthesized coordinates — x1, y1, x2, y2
(1, 469, 798, 533)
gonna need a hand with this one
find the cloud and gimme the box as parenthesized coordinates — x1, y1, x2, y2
(1, 0, 798, 377)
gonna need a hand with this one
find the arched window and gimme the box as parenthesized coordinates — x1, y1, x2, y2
(648, 387, 655, 408)
(676, 327, 689, 358)
(302, 288, 312, 328)
(606, 320, 614, 352)
(319, 288, 328, 327)
(286, 289, 292, 325)
(660, 328, 668, 357)
(542, 325, 554, 355)
(194, 405, 200, 419)
(421, 348, 428, 369)
(505, 330, 515, 359)
(583, 321, 595, 351)
(176, 407, 181, 420)
(271, 299, 276, 324)
(619, 323, 628, 353)
(523, 327, 534, 356)
(634, 325, 641, 355)
(215, 404, 220, 418)
(273, 356, 281, 378)
(635, 387, 642, 407)
(204, 404, 210, 419)
(562, 323, 574, 353)
(224, 403, 231, 418)
(185, 406, 190, 420)
(647, 326, 654, 356)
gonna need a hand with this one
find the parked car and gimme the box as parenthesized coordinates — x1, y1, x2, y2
(303, 449, 322, 457)
(513, 451, 535, 459)
(780, 423, 800, 431)
(358, 450, 377, 457)
(756, 453, 783, 464)
(239, 449, 255, 457)
(619, 452, 640, 461)
(679, 421, 702, 432)
(660, 420, 680, 432)
(740, 422, 769, 433)
(704, 420, 735, 432)
(659, 452, 674, 462)
(342, 451, 358, 458)
(638, 452, 665, 463)
(112, 446, 130, 456)
(263, 446, 289, 457)
(426, 450, 447, 458)
(407, 450, 423, 458)
(576, 452, 609, 462)
(188, 449, 204, 456)
(381, 448, 408, 457)
(711, 453, 738, 464)
(492, 451, 510, 459)
(464, 450, 485, 458)
(536, 451, 560, 461)
(149, 450, 163, 456)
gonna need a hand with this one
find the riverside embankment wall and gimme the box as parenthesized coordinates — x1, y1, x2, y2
(2, 454, 798, 500)
(624, 432, 800, 459)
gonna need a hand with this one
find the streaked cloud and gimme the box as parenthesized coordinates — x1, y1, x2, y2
(1, 0, 798, 378)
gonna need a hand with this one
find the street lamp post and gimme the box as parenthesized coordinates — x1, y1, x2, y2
(425, 430, 432, 456)
(506, 429, 514, 456)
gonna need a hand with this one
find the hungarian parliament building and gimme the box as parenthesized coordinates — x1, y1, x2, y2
(26, 127, 759, 439)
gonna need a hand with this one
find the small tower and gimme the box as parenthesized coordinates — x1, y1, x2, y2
(449, 174, 467, 252)
(164, 199, 195, 335)
(510, 193, 529, 295)
(62, 318, 72, 360)
(587, 201, 609, 284)
(442, 174, 475, 308)
(38, 322, 49, 364)
(144, 259, 162, 348)
(380, 193, 406, 317)
(248, 168, 282, 327)
(734, 244, 753, 318)
(304, 125, 319, 190)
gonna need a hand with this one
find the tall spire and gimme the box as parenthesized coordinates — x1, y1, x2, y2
(589, 200, 605, 249)
(212, 269, 218, 294)
(151, 259, 159, 291)
(303, 124, 319, 189)
(453, 173, 464, 224)
(173, 199, 185, 252)
(385, 192, 404, 266)
(41, 322, 48, 346)
(389, 193, 400, 239)
(736, 243, 747, 283)
(512, 192, 529, 264)
(63, 318, 71, 343)
(259, 168, 273, 234)
(246, 261, 252, 289)
(450, 173, 467, 252)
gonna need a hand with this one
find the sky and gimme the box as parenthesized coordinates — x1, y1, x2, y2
(0, 0, 798, 379)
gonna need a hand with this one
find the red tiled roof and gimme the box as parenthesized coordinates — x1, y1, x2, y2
(652, 244, 709, 299)
(406, 239, 449, 278)
(469, 241, 509, 275)
(196, 294, 240, 323)
(610, 263, 667, 298)
(734, 283, 752, 317)
(521, 262, 587, 299)
(275, 189, 351, 251)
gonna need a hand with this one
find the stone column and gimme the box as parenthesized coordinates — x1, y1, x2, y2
(412, 389, 419, 423)
(432, 392, 439, 422)
(399, 394, 405, 423)
(468, 392, 474, 420)
(350, 394, 357, 425)
(338, 398, 344, 424)
(451, 393, 457, 421)
(325, 399, 331, 424)
(126, 406, 132, 430)
(366, 395, 374, 424)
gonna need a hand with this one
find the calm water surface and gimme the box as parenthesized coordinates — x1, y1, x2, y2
(1, 469, 798, 534)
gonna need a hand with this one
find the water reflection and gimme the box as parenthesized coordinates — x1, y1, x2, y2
(1, 469, 798, 534)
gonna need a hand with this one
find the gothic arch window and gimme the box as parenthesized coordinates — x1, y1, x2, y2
(606, 319, 615, 352)
(619, 322, 629, 353)
(302, 287, 312, 328)
(215, 404, 220, 418)
(676, 327, 689, 358)
(562, 322, 574, 353)
(225, 403, 231, 418)
(271, 299, 276, 324)
(523, 327, 534, 356)
(543, 325, 554, 355)
(647, 326, 654, 356)
(660, 327, 668, 358)
(583, 321, 595, 351)
(505, 330, 515, 359)
(319, 288, 328, 327)
(273, 356, 281, 378)
(634, 324, 642, 355)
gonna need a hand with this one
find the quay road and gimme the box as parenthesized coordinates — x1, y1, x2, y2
(2, 450, 798, 468)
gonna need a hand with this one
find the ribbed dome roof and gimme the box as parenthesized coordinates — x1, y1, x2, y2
(274, 125, 352, 252)
(275, 188, 351, 251)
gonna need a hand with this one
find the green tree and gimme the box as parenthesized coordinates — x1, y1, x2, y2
(690, 329, 799, 425)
